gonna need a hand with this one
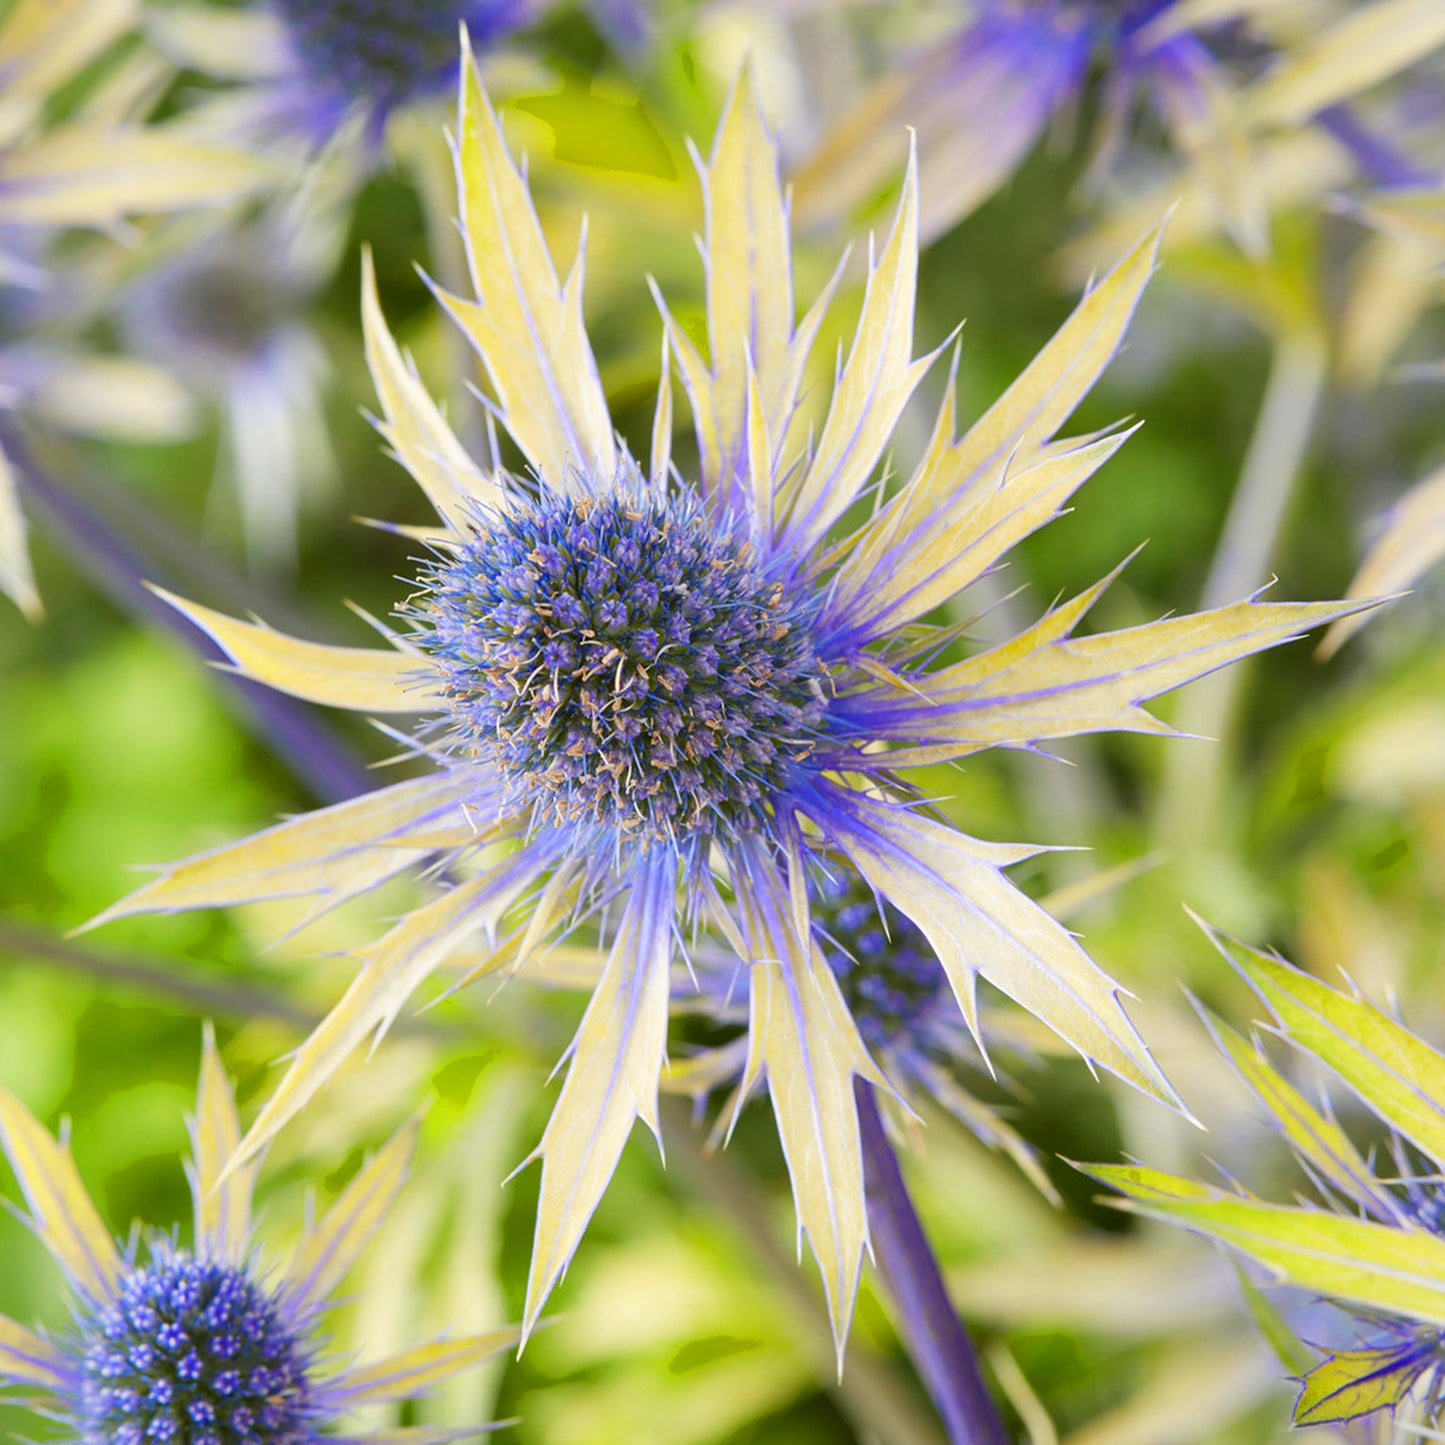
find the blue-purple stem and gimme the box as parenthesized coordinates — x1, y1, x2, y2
(856, 1081, 1011, 1445)
(1315, 105, 1435, 191)
(7, 428, 374, 806)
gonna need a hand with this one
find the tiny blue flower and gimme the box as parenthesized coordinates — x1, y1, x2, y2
(0, 1032, 515, 1444)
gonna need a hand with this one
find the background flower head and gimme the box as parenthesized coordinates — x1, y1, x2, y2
(94, 44, 1369, 1356)
(0, 1028, 515, 1444)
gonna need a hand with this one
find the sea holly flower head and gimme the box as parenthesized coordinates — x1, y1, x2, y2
(95, 40, 1370, 1355)
(270, 0, 531, 144)
(0, 1030, 515, 1443)
(1087, 919, 1445, 1429)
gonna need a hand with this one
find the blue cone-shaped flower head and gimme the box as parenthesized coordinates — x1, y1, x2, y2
(270, 0, 530, 143)
(1088, 919, 1445, 1429)
(0, 1031, 515, 1443)
(96, 46, 1371, 1357)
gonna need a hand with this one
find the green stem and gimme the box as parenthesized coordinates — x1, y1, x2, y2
(1155, 326, 1328, 855)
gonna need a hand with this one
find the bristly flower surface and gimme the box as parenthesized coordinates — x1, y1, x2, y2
(0, 1032, 514, 1444)
(1087, 920, 1445, 1429)
(269, 0, 529, 143)
(96, 41, 1372, 1353)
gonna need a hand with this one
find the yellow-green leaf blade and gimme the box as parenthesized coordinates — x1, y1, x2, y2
(1319, 462, 1445, 658)
(0, 1087, 120, 1301)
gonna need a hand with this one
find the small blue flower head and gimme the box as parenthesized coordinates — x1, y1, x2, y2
(0, 1031, 516, 1442)
(271, 0, 530, 142)
(811, 870, 948, 1057)
(78, 1251, 315, 1445)
(415, 471, 828, 852)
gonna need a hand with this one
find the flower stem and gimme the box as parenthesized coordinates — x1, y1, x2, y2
(1155, 325, 1327, 855)
(856, 1081, 1011, 1445)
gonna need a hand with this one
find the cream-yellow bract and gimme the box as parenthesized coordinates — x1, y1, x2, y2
(95, 37, 1374, 1356)
(0, 1029, 515, 1443)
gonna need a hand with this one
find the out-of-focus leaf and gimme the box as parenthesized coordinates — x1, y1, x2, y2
(1241, 0, 1445, 127)
(0, 125, 276, 228)
(1319, 463, 1445, 657)
(0, 443, 40, 619)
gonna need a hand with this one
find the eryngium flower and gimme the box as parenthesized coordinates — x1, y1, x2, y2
(0, 1032, 513, 1443)
(96, 47, 1368, 1350)
(790, 0, 1445, 249)
(269, 0, 530, 143)
(1088, 921, 1445, 1429)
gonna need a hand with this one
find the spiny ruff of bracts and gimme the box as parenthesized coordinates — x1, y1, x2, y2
(78, 1252, 315, 1445)
(414, 482, 830, 853)
(274, 0, 526, 136)
(811, 870, 946, 1056)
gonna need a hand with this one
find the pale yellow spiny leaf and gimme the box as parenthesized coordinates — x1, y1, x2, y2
(88, 770, 479, 927)
(731, 844, 883, 1359)
(190, 1025, 255, 1266)
(779, 146, 934, 553)
(334, 1328, 518, 1406)
(0, 443, 40, 620)
(0, 0, 133, 117)
(238, 863, 538, 1175)
(829, 224, 1161, 629)
(880, 595, 1376, 762)
(361, 248, 500, 526)
(0, 1087, 120, 1300)
(0, 1313, 66, 1389)
(1319, 462, 1445, 658)
(153, 588, 441, 714)
(522, 859, 674, 1340)
(837, 427, 1136, 641)
(820, 788, 1179, 1108)
(954, 222, 1162, 480)
(1201, 920, 1445, 1171)
(450, 50, 614, 492)
(700, 65, 794, 489)
(1197, 1007, 1384, 1217)
(649, 330, 673, 491)
(1088, 1162, 1445, 1324)
(286, 1118, 419, 1317)
(1240, 0, 1445, 128)
(0, 123, 275, 228)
